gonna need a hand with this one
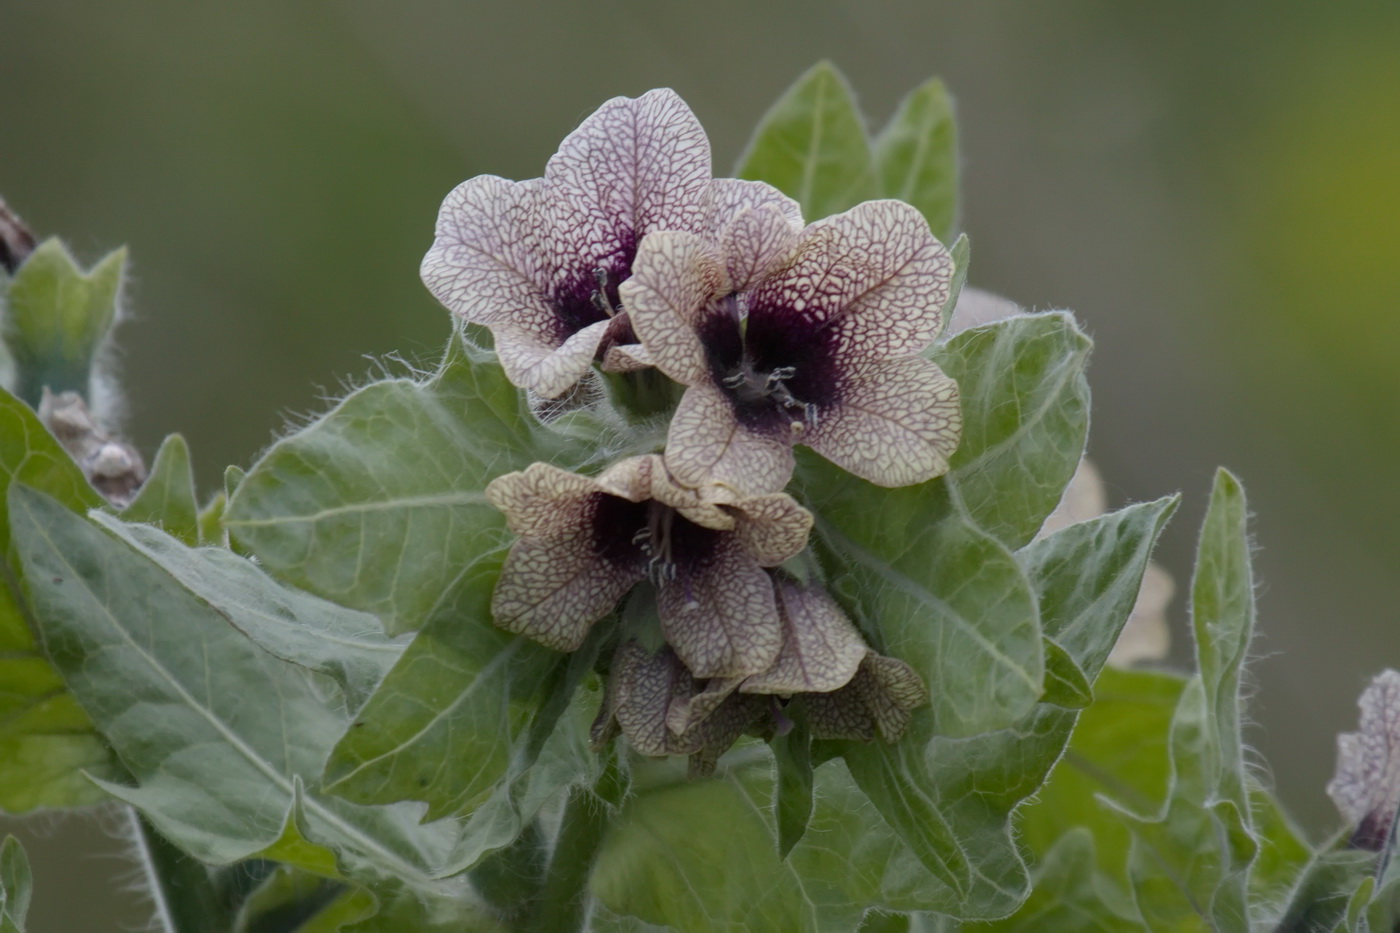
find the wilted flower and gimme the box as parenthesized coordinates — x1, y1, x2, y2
(621, 198, 961, 494)
(421, 89, 800, 399)
(1328, 669, 1400, 851)
(592, 577, 926, 771)
(486, 455, 811, 677)
(799, 652, 929, 742)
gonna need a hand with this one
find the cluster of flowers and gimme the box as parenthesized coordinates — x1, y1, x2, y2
(421, 89, 961, 772)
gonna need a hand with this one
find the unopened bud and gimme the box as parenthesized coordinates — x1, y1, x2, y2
(0, 196, 36, 274)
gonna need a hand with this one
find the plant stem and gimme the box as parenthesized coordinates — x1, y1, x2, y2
(126, 808, 226, 933)
(526, 785, 611, 932)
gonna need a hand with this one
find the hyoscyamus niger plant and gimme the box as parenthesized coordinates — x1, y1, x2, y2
(0, 61, 1396, 933)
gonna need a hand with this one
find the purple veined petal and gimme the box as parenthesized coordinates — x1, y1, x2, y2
(741, 579, 868, 695)
(493, 318, 611, 399)
(803, 652, 928, 742)
(544, 89, 713, 298)
(601, 342, 654, 372)
(803, 354, 962, 487)
(665, 675, 743, 737)
(485, 462, 597, 538)
(748, 200, 953, 361)
(720, 204, 804, 294)
(729, 495, 813, 567)
(611, 642, 690, 756)
(620, 230, 727, 385)
(664, 381, 796, 496)
(420, 176, 558, 339)
(491, 532, 643, 651)
(657, 534, 782, 679)
(708, 177, 803, 236)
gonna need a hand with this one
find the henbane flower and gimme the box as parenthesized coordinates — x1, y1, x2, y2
(486, 455, 811, 677)
(620, 198, 962, 494)
(421, 89, 800, 399)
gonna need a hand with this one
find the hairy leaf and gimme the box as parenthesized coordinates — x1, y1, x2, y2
(874, 77, 959, 243)
(0, 836, 30, 933)
(1112, 469, 1260, 932)
(737, 61, 878, 221)
(225, 337, 603, 635)
(937, 312, 1091, 550)
(92, 514, 406, 710)
(798, 497, 1175, 920)
(120, 433, 199, 545)
(0, 240, 124, 403)
(0, 386, 120, 811)
(12, 487, 463, 890)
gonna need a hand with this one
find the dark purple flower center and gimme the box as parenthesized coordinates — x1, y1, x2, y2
(696, 295, 841, 436)
(549, 232, 638, 342)
(590, 494, 720, 584)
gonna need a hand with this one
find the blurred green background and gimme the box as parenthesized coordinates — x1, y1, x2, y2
(3, 1, 1399, 927)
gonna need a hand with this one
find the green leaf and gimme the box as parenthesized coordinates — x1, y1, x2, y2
(591, 776, 817, 932)
(940, 234, 970, 330)
(1249, 789, 1313, 922)
(120, 433, 199, 545)
(0, 836, 31, 933)
(808, 496, 1176, 920)
(936, 312, 1092, 550)
(1271, 849, 1374, 933)
(0, 386, 120, 812)
(1112, 468, 1261, 931)
(11, 486, 464, 890)
(977, 830, 1144, 932)
(737, 61, 879, 221)
(224, 336, 594, 635)
(874, 77, 959, 243)
(797, 458, 1041, 737)
(772, 713, 814, 859)
(91, 514, 407, 710)
(0, 239, 124, 405)
(320, 549, 570, 821)
(231, 864, 344, 933)
(1040, 638, 1092, 710)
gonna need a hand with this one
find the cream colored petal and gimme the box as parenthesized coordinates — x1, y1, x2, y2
(741, 580, 867, 695)
(657, 535, 781, 679)
(491, 533, 641, 651)
(601, 342, 654, 372)
(1038, 458, 1109, 538)
(1107, 562, 1174, 667)
(803, 355, 961, 487)
(664, 381, 795, 496)
(749, 200, 953, 359)
(494, 318, 610, 399)
(675, 693, 766, 776)
(708, 177, 803, 235)
(420, 176, 558, 344)
(620, 231, 726, 384)
(719, 204, 803, 293)
(729, 495, 812, 566)
(665, 675, 743, 737)
(804, 652, 928, 742)
(485, 462, 597, 537)
(611, 642, 691, 756)
(593, 454, 658, 503)
(545, 89, 712, 283)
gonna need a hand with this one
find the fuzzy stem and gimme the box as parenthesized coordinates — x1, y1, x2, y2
(526, 785, 611, 932)
(126, 808, 225, 933)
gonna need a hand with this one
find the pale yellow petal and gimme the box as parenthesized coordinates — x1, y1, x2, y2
(748, 200, 952, 359)
(657, 535, 781, 678)
(491, 533, 640, 651)
(803, 355, 961, 487)
(729, 495, 812, 566)
(719, 204, 803, 293)
(485, 462, 598, 537)
(742, 580, 867, 695)
(665, 675, 743, 736)
(494, 318, 610, 399)
(619, 230, 726, 384)
(664, 381, 795, 496)
(804, 652, 928, 742)
(611, 642, 691, 756)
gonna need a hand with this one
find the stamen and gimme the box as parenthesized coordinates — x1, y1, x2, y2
(590, 266, 618, 317)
